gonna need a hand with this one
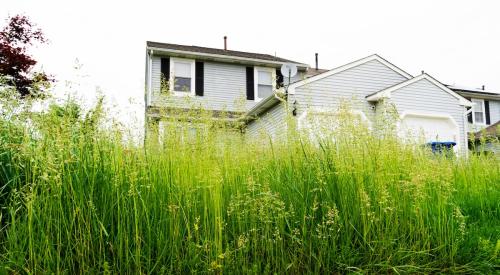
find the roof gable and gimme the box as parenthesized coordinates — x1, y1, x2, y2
(366, 74, 473, 107)
(288, 54, 412, 93)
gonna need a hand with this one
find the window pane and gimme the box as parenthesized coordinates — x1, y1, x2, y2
(258, 84, 273, 99)
(174, 62, 191, 78)
(472, 99, 483, 112)
(474, 112, 484, 124)
(174, 77, 191, 92)
(258, 71, 272, 85)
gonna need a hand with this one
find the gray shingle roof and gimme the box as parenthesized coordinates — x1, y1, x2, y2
(304, 68, 329, 78)
(447, 85, 500, 96)
(147, 41, 306, 65)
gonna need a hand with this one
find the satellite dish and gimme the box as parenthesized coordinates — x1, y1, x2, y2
(280, 63, 297, 78)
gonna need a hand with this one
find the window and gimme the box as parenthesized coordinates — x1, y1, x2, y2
(472, 98, 485, 124)
(170, 58, 195, 96)
(255, 67, 275, 101)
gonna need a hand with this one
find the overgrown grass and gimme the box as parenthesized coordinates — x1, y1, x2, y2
(0, 97, 499, 274)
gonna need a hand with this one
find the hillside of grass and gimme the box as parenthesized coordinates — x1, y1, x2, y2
(0, 96, 499, 274)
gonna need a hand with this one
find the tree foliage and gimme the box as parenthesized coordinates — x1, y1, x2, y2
(0, 15, 52, 97)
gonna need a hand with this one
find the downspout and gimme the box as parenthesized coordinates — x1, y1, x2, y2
(144, 49, 154, 145)
(148, 49, 153, 107)
(464, 107, 473, 158)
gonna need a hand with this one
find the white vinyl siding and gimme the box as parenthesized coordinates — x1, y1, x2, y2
(246, 103, 287, 140)
(389, 78, 467, 153)
(292, 59, 408, 122)
(284, 71, 305, 86)
(250, 59, 409, 142)
(150, 56, 258, 112)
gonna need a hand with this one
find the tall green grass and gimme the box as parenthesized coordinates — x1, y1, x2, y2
(0, 97, 499, 274)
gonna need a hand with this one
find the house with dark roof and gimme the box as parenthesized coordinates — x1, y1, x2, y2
(145, 39, 308, 116)
(444, 85, 500, 155)
(145, 40, 500, 155)
(446, 85, 500, 131)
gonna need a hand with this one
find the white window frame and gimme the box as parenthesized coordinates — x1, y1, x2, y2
(169, 57, 196, 97)
(254, 67, 276, 102)
(471, 98, 486, 125)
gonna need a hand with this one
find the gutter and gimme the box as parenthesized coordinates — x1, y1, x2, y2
(454, 91, 500, 101)
(463, 107, 474, 157)
(243, 93, 283, 121)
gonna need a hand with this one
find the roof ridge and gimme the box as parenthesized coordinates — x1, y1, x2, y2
(148, 41, 276, 57)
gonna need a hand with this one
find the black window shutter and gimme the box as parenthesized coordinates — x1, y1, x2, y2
(276, 69, 284, 88)
(465, 97, 473, 123)
(485, 100, 490, 125)
(246, 67, 254, 100)
(161, 58, 170, 80)
(195, 61, 204, 96)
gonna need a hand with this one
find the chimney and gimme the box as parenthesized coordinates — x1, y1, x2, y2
(224, 36, 227, 50)
(421, 70, 425, 74)
(315, 53, 318, 70)
(482, 85, 485, 90)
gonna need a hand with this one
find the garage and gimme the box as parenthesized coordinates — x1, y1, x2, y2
(399, 112, 459, 150)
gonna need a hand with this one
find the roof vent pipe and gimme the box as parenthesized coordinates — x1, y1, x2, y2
(482, 85, 485, 90)
(315, 53, 318, 70)
(224, 36, 227, 50)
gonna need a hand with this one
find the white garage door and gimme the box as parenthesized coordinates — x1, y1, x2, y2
(399, 113, 459, 145)
(298, 110, 371, 140)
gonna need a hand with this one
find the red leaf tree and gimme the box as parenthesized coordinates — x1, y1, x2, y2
(0, 15, 53, 97)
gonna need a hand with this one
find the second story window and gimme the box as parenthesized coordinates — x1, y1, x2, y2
(171, 58, 195, 96)
(255, 67, 275, 101)
(471, 98, 485, 124)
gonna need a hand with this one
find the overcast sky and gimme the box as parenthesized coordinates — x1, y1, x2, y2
(3, 0, 500, 128)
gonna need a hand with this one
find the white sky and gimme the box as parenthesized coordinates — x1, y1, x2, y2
(3, 0, 500, 130)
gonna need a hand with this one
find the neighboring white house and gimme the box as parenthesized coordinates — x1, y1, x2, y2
(145, 40, 500, 154)
(446, 85, 500, 155)
(446, 85, 500, 131)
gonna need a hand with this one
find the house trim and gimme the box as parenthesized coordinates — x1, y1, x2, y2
(399, 111, 459, 128)
(288, 54, 413, 94)
(454, 91, 500, 101)
(169, 57, 196, 97)
(147, 49, 153, 106)
(366, 74, 473, 107)
(244, 94, 282, 120)
(254, 66, 276, 102)
(471, 98, 486, 126)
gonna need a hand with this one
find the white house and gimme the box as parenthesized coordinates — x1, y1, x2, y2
(144, 40, 500, 154)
